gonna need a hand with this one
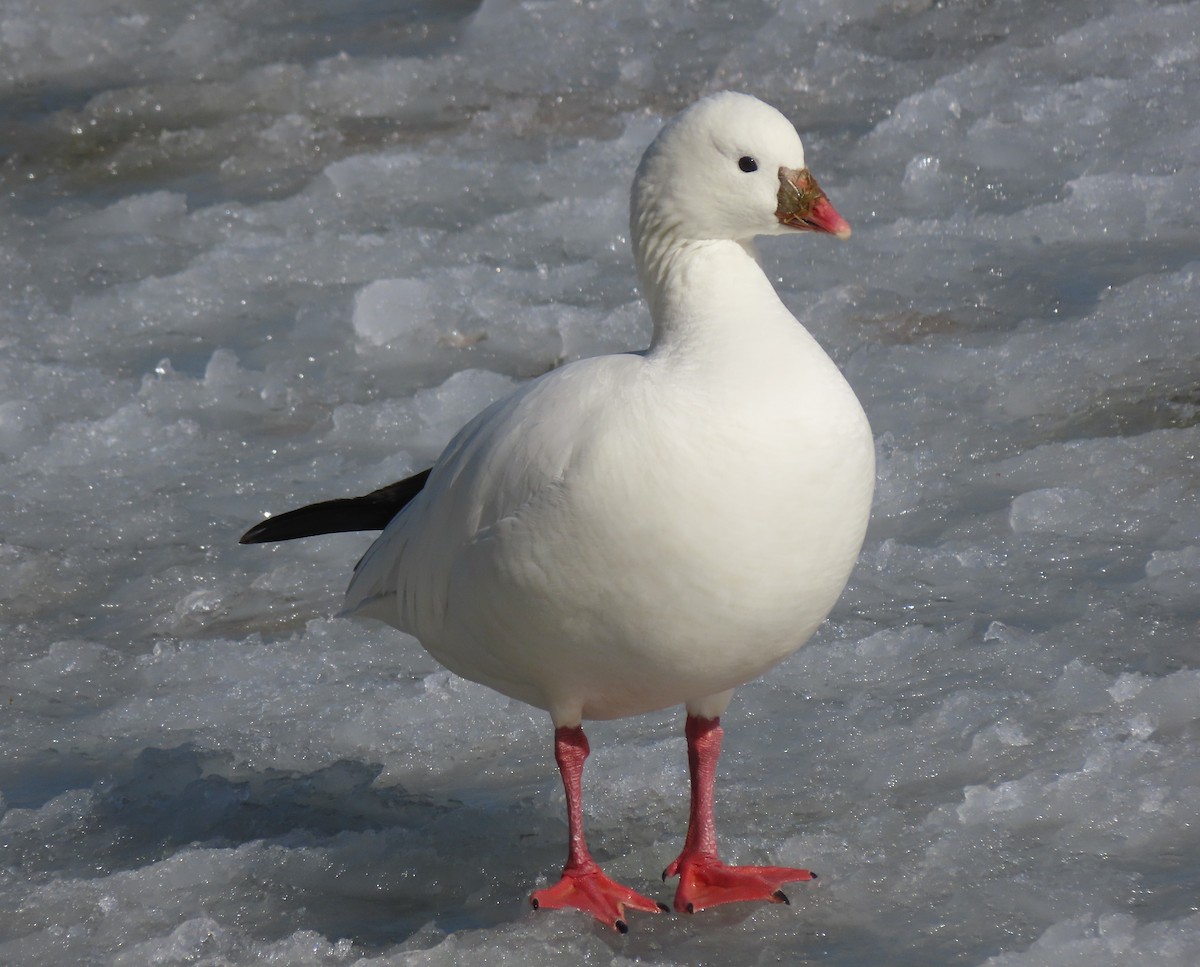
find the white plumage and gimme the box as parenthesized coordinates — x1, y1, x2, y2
(346, 92, 873, 727)
(244, 91, 874, 930)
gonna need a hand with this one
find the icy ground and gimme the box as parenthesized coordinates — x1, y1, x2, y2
(2, 1, 1199, 964)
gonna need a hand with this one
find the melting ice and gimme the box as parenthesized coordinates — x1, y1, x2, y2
(1, 1, 1198, 964)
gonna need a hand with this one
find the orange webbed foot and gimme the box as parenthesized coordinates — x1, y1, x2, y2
(532, 863, 666, 932)
(664, 854, 817, 914)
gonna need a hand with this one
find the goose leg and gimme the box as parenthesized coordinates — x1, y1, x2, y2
(664, 714, 817, 914)
(531, 725, 665, 931)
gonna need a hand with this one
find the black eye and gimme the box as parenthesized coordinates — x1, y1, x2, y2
(737, 156, 758, 173)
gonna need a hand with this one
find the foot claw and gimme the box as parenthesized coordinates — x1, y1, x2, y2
(657, 902, 671, 913)
(615, 919, 628, 934)
(773, 889, 790, 905)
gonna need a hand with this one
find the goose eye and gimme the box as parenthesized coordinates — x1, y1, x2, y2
(737, 156, 758, 173)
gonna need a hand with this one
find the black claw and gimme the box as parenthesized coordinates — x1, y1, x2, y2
(531, 897, 540, 910)
(810, 872, 818, 880)
(657, 902, 671, 913)
(661, 869, 669, 882)
(615, 919, 629, 934)
(685, 902, 695, 914)
(773, 889, 790, 905)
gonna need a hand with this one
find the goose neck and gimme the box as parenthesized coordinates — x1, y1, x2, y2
(635, 230, 790, 351)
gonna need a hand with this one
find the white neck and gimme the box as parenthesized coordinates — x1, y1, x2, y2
(635, 222, 803, 358)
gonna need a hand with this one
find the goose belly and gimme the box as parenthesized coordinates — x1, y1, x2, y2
(429, 399, 875, 720)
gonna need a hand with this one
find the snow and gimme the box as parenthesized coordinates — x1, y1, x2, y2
(2, 0, 1198, 964)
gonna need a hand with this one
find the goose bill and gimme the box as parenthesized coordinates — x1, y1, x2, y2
(776, 166, 851, 238)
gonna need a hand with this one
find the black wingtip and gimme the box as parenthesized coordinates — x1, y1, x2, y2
(237, 468, 433, 545)
(238, 520, 273, 544)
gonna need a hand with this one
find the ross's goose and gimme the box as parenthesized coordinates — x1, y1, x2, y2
(241, 91, 874, 931)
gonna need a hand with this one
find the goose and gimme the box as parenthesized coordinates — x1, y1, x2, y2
(241, 91, 874, 931)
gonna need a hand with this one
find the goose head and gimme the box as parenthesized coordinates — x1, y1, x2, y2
(631, 92, 849, 274)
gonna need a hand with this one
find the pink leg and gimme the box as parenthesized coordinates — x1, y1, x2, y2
(663, 715, 817, 914)
(530, 725, 664, 931)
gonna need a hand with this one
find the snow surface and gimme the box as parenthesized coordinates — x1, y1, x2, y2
(2, 0, 1199, 964)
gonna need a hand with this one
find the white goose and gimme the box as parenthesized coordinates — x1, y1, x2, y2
(242, 91, 874, 931)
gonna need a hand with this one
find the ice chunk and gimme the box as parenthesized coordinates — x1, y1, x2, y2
(1009, 487, 1103, 536)
(352, 278, 435, 348)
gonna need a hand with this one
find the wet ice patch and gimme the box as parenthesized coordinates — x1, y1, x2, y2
(3, 0, 1200, 964)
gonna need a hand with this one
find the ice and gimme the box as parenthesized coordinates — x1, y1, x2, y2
(980, 913, 1200, 967)
(2, 0, 1199, 964)
(353, 279, 435, 348)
